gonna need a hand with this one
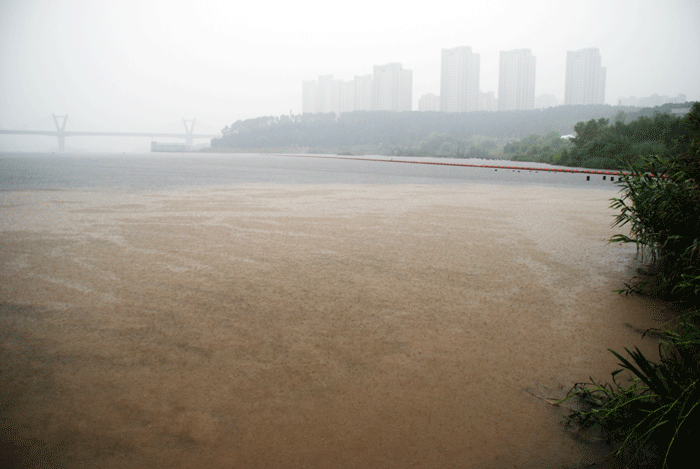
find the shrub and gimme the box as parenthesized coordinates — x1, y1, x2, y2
(609, 104, 700, 303)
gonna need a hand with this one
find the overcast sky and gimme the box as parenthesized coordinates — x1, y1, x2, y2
(1, 0, 698, 150)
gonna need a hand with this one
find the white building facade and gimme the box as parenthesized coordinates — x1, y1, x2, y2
(564, 48, 606, 105)
(302, 75, 343, 114)
(302, 80, 318, 114)
(479, 91, 498, 112)
(354, 75, 373, 111)
(418, 93, 440, 111)
(371, 63, 412, 112)
(440, 46, 480, 112)
(303, 75, 371, 114)
(498, 49, 536, 111)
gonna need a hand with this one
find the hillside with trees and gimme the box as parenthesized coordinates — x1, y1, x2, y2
(211, 103, 695, 171)
(211, 105, 631, 155)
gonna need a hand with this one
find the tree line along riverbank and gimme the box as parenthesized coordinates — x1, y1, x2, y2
(211, 102, 693, 171)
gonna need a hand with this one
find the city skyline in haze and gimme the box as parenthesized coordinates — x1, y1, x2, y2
(1, 0, 699, 151)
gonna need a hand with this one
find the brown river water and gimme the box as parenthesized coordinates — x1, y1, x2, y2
(0, 184, 668, 468)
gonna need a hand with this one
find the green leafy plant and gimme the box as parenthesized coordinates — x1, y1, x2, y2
(563, 314, 700, 467)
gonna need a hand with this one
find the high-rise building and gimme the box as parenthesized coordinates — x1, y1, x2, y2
(479, 91, 497, 112)
(564, 48, 606, 105)
(302, 76, 341, 114)
(302, 80, 318, 114)
(498, 49, 535, 111)
(418, 93, 440, 111)
(317, 75, 342, 114)
(303, 75, 353, 114)
(340, 81, 355, 114)
(354, 75, 373, 111)
(440, 46, 480, 112)
(371, 63, 412, 112)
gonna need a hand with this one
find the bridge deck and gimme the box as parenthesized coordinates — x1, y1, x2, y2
(0, 130, 217, 138)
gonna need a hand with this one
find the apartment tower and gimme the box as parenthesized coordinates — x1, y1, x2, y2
(354, 75, 373, 111)
(418, 93, 440, 111)
(371, 63, 412, 111)
(564, 48, 606, 105)
(498, 49, 536, 111)
(303, 75, 343, 114)
(303, 75, 372, 114)
(440, 46, 480, 112)
(302, 80, 317, 114)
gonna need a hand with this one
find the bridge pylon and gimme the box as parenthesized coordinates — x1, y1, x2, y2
(183, 118, 195, 147)
(53, 114, 68, 151)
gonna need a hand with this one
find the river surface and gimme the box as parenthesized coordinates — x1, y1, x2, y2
(0, 152, 666, 468)
(1, 152, 620, 190)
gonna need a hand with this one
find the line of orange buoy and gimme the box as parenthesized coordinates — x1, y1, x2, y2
(277, 154, 628, 176)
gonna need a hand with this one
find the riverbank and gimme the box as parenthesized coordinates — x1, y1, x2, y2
(0, 184, 668, 468)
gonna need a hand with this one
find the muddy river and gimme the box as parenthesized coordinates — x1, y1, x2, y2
(0, 183, 667, 468)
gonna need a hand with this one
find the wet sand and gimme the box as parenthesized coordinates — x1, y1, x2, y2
(0, 184, 667, 468)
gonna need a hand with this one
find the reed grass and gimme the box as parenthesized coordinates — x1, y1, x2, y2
(561, 102, 700, 468)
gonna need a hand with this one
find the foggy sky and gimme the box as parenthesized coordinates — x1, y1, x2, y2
(1, 0, 699, 151)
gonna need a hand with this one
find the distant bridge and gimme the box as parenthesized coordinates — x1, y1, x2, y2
(0, 115, 219, 151)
